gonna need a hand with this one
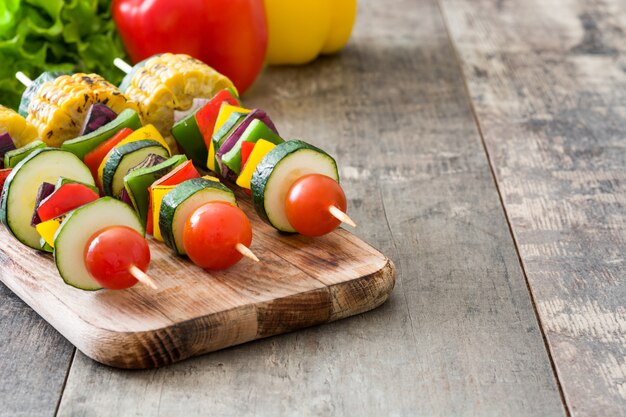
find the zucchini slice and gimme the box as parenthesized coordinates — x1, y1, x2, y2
(251, 140, 339, 233)
(101, 140, 170, 198)
(54, 197, 144, 291)
(4, 140, 46, 168)
(0, 148, 95, 249)
(159, 178, 236, 255)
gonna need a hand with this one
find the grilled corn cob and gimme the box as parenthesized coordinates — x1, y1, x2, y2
(26, 73, 138, 148)
(0, 105, 38, 147)
(121, 53, 236, 151)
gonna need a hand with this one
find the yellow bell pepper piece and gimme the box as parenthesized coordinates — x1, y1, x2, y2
(36, 216, 66, 248)
(151, 185, 177, 241)
(213, 104, 251, 135)
(97, 124, 171, 187)
(265, 0, 357, 65)
(207, 104, 251, 171)
(236, 139, 276, 189)
(201, 175, 220, 182)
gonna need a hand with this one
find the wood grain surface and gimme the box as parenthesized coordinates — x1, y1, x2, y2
(5, 0, 623, 415)
(439, 0, 626, 415)
(0, 277, 74, 417)
(52, 0, 565, 416)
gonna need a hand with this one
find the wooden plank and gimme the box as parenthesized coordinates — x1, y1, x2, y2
(0, 280, 74, 417)
(438, 0, 626, 415)
(55, 0, 566, 415)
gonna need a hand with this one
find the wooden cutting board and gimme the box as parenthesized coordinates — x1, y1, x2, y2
(0, 194, 395, 369)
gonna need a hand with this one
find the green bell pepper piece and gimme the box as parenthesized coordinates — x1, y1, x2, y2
(123, 154, 188, 226)
(171, 110, 207, 166)
(211, 112, 248, 176)
(61, 109, 142, 159)
(221, 119, 284, 175)
(4, 140, 46, 168)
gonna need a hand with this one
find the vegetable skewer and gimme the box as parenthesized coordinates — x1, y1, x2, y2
(128, 266, 158, 290)
(15, 72, 32, 88)
(116, 57, 357, 237)
(236, 243, 260, 262)
(113, 58, 133, 75)
(329, 206, 357, 228)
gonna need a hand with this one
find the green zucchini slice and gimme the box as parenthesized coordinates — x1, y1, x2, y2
(159, 178, 236, 255)
(54, 197, 144, 291)
(102, 139, 170, 198)
(251, 140, 339, 233)
(0, 148, 95, 249)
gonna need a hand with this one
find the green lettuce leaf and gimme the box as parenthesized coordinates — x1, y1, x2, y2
(0, 0, 127, 110)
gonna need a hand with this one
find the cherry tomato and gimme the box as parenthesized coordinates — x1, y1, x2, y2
(285, 174, 347, 237)
(183, 202, 252, 270)
(84, 226, 150, 290)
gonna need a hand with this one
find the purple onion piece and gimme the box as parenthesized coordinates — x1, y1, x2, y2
(174, 98, 211, 123)
(129, 153, 168, 173)
(119, 187, 133, 207)
(215, 109, 278, 177)
(0, 133, 16, 168)
(80, 104, 117, 136)
(31, 182, 55, 227)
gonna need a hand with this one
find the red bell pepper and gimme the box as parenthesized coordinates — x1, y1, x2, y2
(239, 141, 256, 196)
(37, 184, 100, 223)
(0, 168, 11, 199)
(196, 89, 241, 151)
(146, 161, 200, 235)
(84, 128, 134, 186)
(240, 141, 256, 173)
(112, 0, 267, 94)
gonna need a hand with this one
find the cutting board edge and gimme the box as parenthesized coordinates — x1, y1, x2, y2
(73, 258, 396, 369)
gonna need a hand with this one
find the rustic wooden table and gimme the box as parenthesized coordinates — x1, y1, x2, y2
(1, 0, 624, 416)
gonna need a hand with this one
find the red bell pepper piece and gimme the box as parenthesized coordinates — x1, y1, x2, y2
(240, 141, 255, 196)
(240, 141, 256, 172)
(196, 89, 241, 152)
(84, 128, 134, 186)
(37, 184, 100, 222)
(146, 160, 200, 235)
(0, 168, 11, 191)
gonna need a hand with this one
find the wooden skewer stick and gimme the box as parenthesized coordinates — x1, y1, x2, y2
(128, 265, 158, 289)
(329, 205, 357, 228)
(15, 71, 33, 88)
(113, 58, 133, 74)
(235, 243, 259, 262)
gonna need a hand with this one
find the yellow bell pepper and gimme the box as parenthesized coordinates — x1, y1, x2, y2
(36, 216, 66, 248)
(207, 104, 251, 171)
(236, 139, 276, 189)
(151, 185, 177, 241)
(264, 0, 357, 65)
